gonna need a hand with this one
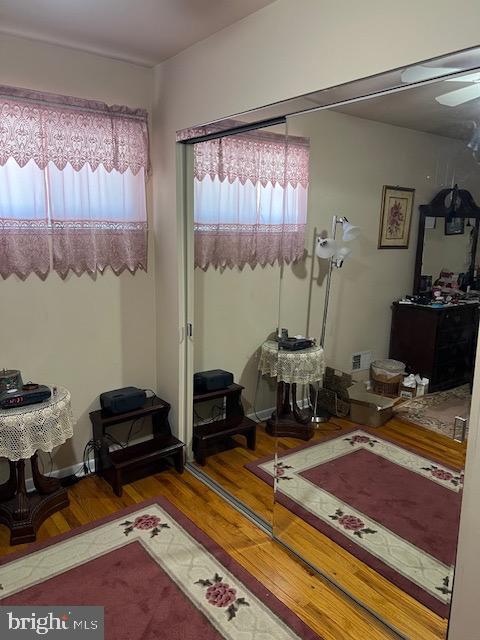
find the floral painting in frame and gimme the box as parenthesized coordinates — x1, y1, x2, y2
(378, 185, 415, 249)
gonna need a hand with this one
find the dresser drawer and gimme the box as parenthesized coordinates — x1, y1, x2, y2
(440, 307, 477, 327)
(436, 342, 472, 364)
(434, 361, 469, 385)
(438, 324, 476, 346)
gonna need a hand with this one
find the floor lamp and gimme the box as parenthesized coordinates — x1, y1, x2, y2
(311, 215, 360, 423)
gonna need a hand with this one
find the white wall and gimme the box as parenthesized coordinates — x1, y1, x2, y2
(152, 2, 480, 638)
(284, 112, 478, 369)
(0, 33, 156, 472)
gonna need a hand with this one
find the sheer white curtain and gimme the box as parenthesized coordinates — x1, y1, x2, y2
(0, 84, 149, 279)
(0, 158, 49, 279)
(49, 164, 147, 277)
(194, 130, 309, 270)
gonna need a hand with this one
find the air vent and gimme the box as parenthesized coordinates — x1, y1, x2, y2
(351, 351, 373, 372)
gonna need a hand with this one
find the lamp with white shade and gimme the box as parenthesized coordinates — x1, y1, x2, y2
(311, 215, 360, 423)
(341, 220, 361, 241)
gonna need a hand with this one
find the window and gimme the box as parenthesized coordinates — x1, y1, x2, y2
(193, 128, 309, 269)
(0, 86, 149, 279)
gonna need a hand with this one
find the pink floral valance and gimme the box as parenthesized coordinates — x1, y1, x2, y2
(193, 129, 310, 189)
(0, 85, 149, 175)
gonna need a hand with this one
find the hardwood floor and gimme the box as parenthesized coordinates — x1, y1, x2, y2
(0, 470, 396, 640)
(193, 416, 466, 640)
(0, 417, 464, 640)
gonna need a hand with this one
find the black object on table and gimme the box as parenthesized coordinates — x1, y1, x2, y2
(193, 383, 256, 466)
(89, 396, 184, 497)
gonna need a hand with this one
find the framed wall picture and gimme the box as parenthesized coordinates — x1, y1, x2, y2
(378, 185, 415, 249)
(445, 216, 465, 235)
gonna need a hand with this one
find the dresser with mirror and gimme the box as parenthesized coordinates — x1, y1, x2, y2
(390, 186, 480, 391)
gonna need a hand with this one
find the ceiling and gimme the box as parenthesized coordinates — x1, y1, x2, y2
(0, 0, 276, 66)
(332, 75, 480, 142)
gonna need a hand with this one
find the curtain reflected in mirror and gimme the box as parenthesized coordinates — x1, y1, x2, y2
(190, 122, 309, 530)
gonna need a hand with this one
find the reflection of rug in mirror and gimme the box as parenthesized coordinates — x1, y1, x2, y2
(0, 498, 322, 640)
(394, 384, 470, 439)
(246, 430, 464, 617)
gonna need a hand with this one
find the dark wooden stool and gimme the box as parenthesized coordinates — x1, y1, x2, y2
(90, 396, 184, 496)
(193, 384, 256, 466)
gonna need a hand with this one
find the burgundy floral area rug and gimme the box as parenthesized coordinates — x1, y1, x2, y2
(0, 498, 322, 640)
(246, 430, 464, 618)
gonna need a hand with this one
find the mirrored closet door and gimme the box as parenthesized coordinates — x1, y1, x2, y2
(186, 122, 310, 527)
(269, 74, 479, 636)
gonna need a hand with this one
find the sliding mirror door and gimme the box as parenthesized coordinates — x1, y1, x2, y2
(269, 76, 479, 637)
(188, 123, 301, 527)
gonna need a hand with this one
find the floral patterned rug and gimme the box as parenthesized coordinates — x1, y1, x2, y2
(394, 385, 470, 439)
(246, 429, 464, 618)
(0, 498, 322, 640)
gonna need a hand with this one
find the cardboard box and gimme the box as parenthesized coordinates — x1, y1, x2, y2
(347, 383, 396, 427)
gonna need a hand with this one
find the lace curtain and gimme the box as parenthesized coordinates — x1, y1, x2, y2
(0, 85, 149, 279)
(193, 129, 309, 270)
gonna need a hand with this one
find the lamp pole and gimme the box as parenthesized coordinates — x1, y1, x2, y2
(320, 214, 339, 347)
(312, 215, 351, 424)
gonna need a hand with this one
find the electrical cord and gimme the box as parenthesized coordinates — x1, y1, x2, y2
(194, 404, 224, 424)
(125, 416, 145, 446)
(252, 370, 267, 423)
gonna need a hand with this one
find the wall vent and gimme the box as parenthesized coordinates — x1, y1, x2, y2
(351, 351, 373, 372)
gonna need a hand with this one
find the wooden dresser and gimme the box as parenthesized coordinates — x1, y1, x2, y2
(389, 302, 479, 392)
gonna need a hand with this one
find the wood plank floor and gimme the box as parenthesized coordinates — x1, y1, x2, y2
(194, 416, 466, 640)
(0, 470, 397, 640)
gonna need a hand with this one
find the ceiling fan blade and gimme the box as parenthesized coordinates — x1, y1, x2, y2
(401, 65, 461, 83)
(445, 71, 480, 83)
(435, 84, 480, 107)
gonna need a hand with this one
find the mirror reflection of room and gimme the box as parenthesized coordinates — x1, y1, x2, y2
(191, 123, 311, 521)
(256, 79, 479, 636)
(190, 74, 480, 637)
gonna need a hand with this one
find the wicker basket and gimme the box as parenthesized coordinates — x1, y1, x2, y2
(370, 359, 405, 397)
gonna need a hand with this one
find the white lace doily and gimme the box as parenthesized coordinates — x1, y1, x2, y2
(258, 340, 325, 384)
(0, 386, 74, 461)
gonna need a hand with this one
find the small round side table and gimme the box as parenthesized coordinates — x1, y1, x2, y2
(0, 386, 74, 545)
(258, 340, 325, 440)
